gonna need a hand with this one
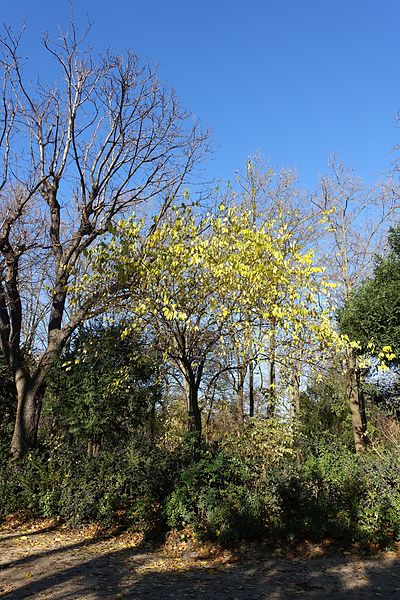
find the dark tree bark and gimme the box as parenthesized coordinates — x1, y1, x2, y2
(183, 363, 202, 441)
(249, 360, 254, 417)
(188, 381, 202, 437)
(12, 376, 42, 455)
(236, 363, 247, 424)
(0, 26, 206, 458)
(266, 329, 276, 417)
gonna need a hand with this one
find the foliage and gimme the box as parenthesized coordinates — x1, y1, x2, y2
(44, 322, 161, 451)
(2, 430, 400, 547)
(340, 225, 400, 359)
(300, 369, 354, 452)
(165, 441, 400, 546)
(82, 200, 339, 436)
(90, 203, 335, 350)
(0, 439, 184, 533)
(224, 417, 296, 474)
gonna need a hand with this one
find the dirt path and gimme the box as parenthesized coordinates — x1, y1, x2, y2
(2, 522, 400, 599)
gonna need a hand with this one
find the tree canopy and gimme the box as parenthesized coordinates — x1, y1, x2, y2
(340, 225, 400, 360)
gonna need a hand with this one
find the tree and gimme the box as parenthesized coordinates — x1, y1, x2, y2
(312, 159, 398, 451)
(0, 26, 206, 457)
(89, 200, 334, 442)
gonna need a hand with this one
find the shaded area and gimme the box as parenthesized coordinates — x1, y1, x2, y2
(0, 523, 59, 543)
(2, 529, 400, 599)
(0, 531, 126, 572)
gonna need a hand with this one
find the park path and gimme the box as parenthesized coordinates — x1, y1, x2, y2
(2, 521, 400, 599)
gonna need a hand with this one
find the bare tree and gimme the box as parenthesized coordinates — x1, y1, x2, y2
(313, 158, 398, 451)
(0, 25, 207, 457)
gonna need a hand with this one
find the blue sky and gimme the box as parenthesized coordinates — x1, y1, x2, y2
(3, 0, 400, 187)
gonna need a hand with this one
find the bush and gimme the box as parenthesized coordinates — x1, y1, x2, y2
(2, 432, 400, 548)
(272, 446, 400, 546)
(0, 440, 184, 534)
(356, 452, 400, 545)
(165, 447, 268, 544)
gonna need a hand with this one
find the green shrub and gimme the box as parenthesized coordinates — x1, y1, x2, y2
(165, 448, 269, 545)
(2, 434, 400, 548)
(0, 440, 183, 533)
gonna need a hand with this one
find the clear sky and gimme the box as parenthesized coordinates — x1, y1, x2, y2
(2, 0, 400, 188)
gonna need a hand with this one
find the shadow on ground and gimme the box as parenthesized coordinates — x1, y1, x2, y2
(2, 530, 400, 599)
(0, 524, 59, 543)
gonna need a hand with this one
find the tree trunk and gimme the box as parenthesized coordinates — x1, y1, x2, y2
(236, 364, 247, 424)
(10, 371, 44, 458)
(187, 378, 202, 439)
(10, 336, 65, 459)
(292, 350, 302, 463)
(292, 352, 301, 418)
(149, 400, 157, 438)
(87, 436, 101, 457)
(347, 349, 368, 452)
(266, 330, 276, 417)
(249, 360, 254, 417)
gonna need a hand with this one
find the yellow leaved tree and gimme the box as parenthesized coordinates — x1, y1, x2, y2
(81, 200, 337, 442)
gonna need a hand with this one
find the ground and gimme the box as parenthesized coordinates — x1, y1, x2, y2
(2, 520, 400, 599)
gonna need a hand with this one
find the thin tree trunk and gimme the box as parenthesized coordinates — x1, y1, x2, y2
(292, 352, 301, 419)
(292, 349, 302, 463)
(267, 330, 276, 417)
(347, 349, 368, 452)
(236, 363, 247, 424)
(87, 436, 101, 457)
(149, 400, 156, 438)
(249, 360, 254, 417)
(356, 366, 368, 434)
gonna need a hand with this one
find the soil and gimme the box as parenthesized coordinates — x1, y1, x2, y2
(2, 519, 400, 599)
